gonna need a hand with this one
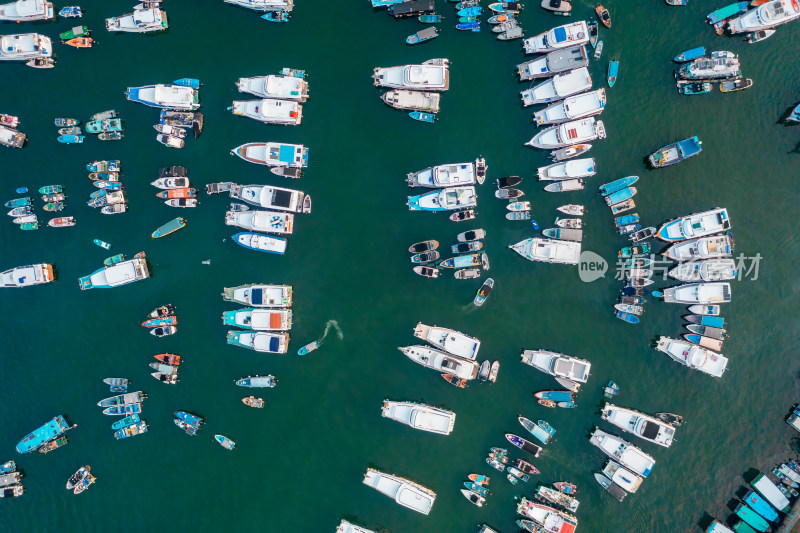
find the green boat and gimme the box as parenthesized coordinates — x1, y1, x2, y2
(59, 25, 89, 41)
(94, 238, 111, 250)
(152, 217, 186, 238)
(733, 521, 758, 533)
(38, 185, 63, 195)
(20, 222, 38, 231)
(103, 254, 125, 266)
(734, 503, 769, 532)
(86, 119, 123, 133)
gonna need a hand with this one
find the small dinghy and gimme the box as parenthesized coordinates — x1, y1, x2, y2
(413, 265, 440, 278)
(457, 229, 485, 242)
(214, 435, 235, 450)
(450, 209, 476, 222)
(411, 250, 440, 263)
(506, 211, 531, 221)
(406, 26, 440, 45)
(469, 474, 489, 485)
(418, 14, 442, 23)
(488, 361, 499, 382)
(496, 188, 523, 199)
(409, 240, 438, 253)
(409, 111, 436, 122)
(496, 176, 521, 188)
(442, 373, 467, 388)
(242, 396, 264, 408)
(455, 268, 481, 279)
(507, 201, 531, 212)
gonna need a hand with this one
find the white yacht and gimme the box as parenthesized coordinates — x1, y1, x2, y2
(663, 234, 733, 261)
(509, 238, 581, 265)
(655, 337, 728, 377)
(125, 84, 199, 110)
(0, 0, 53, 21)
(223, 0, 293, 12)
(601, 460, 643, 493)
(1, 263, 54, 288)
(527, 118, 606, 149)
(225, 209, 294, 234)
(407, 186, 477, 212)
(398, 345, 480, 380)
(517, 45, 589, 80)
(372, 58, 450, 91)
(589, 428, 655, 477)
(413, 322, 480, 360)
(236, 75, 308, 101)
(406, 163, 475, 188)
(106, 8, 168, 33)
(221, 308, 292, 331)
(523, 21, 590, 54)
(227, 331, 289, 353)
(0, 33, 52, 61)
(362, 469, 436, 515)
(534, 89, 606, 125)
(537, 158, 596, 181)
(516, 498, 578, 533)
(678, 52, 740, 80)
(601, 403, 676, 447)
(336, 520, 376, 533)
(521, 67, 592, 107)
(657, 208, 730, 241)
(229, 99, 302, 126)
(222, 283, 292, 307)
(381, 401, 456, 435)
(662, 282, 731, 304)
(231, 142, 308, 167)
(668, 259, 737, 282)
(78, 253, 150, 290)
(728, 0, 800, 33)
(381, 90, 440, 112)
(521, 350, 591, 383)
(229, 184, 307, 213)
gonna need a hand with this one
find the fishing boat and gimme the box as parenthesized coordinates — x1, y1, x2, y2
(517, 498, 578, 532)
(746, 29, 775, 43)
(222, 284, 292, 307)
(227, 331, 289, 353)
(7, 205, 30, 217)
(102, 403, 141, 416)
(734, 502, 771, 532)
(674, 46, 706, 63)
(362, 469, 436, 515)
(720, 77, 753, 92)
(59, 23, 90, 40)
(521, 67, 592, 107)
(215, 434, 235, 450)
(38, 435, 67, 454)
(381, 401, 456, 435)
(679, 81, 712, 95)
(468, 278, 492, 306)
(553, 482, 577, 495)
(261, 10, 288, 21)
(242, 396, 265, 408)
(751, 473, 791, 512)
(419, 14, 441, 22)
(678, 51, 740, 80)
(537, 485, 579, 511)
(409, 111, 436, 123)
(450, 209, 476, 222)
(16, 415, 72, 453)
(97, 391, 145, 408)
(222, 308, 291, 331)
(98, 131, 122, 141)
(455, 21, 480, 31)
(235, 375, 277, 388)
(523, 21, 590, 54)
(111, 415, 140, 431)
(114, 421, 148, 440)
(87, 159, 121, 172)
(601, 60, 618, 89)
(601, 403, 676, 447)
(142, 316, 177, 328)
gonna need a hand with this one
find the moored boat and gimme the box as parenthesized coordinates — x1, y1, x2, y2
(362, 468, 436, 514)
(242, 396, 264, 408)
(222, 284, 292, 307)
(151, 217, 186, 238)
(235, 375, 277, 388)
(226, 330, 289, 353)
(399, 345, 480, 379)
(601, 403, 676, 447)
(222, 308, 292, 331)
(381, 400, 456, 435)
(215, 434, 235, 450)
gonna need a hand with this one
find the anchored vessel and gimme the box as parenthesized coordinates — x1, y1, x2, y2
(362, 469, 436, 515)
(1, 263, 54, 288)
(0, 0, 54, 21)
(523, 20, 590, 54)
(381, 401, 456, 435)
(0, 33, 52, 61)
(413, 322, 480, 360)
(517, 46, 589, 80)
(106, 7, 167, 32)
(510, 238, 581, 265)
(222, 284, 292, 307)
(236, 73, 308, 102)
(407, 163, 476, 188)
(589, 427, 655, 477)
(601, 403, 677, 447)
(654, 337, 728, 377)
(657, 208, 730, 241)
(373, 58, 450, 91)
(78, 253, 149, 290)
(398, 345, 481, 379)
(126, 84, 199, 110)
(521, 350, 591, 383)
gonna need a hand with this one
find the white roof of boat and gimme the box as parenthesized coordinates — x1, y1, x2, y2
(153, 84, 195, 105)
(1, 0, 46, 17)
(264, 75, 304, 96)
(591, 429, 655, 476)
(423, 326, 480, 359)
(250, 310, 277, 329)
(404, 64, 445, 86)
(602, 461, 642, 493)
(753, 474, 791, 511)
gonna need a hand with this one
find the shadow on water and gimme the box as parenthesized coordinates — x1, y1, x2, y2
(697, 512, 715, 532)
(742, 467, 761, 485)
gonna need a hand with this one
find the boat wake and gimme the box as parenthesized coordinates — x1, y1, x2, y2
(320, 320, 343, 343)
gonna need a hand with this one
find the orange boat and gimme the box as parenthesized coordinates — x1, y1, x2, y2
(156, 188, 197, 199)
(538, 399, 557, 408)
(154, 353, 181, 365)
(442, 373, 466, 388)
(595, 5, 611, 28)
(65, 37, 93, 48)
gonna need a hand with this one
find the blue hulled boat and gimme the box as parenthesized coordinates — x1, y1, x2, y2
(616, 311, 640, 324)
(58, 135, 84, 144)
(458, 6, 481, 16)
(111, 414, 141, 430)
(743, 490, 778, 522)
(114, 421, 148, 440)
(102, 404, 142, 416)
(261, 11, 289, 21)
(173, 78, 201, 89)
(608, 60, 619, 87)
(599, 176, 638, 196)
(456, 21, 480, 31)
(215, 434, 235, 450)
(788, 103, 800, 123)
(59, 6, 82, 17)
(674, 46, 705, 62)
(734, 502, 770, 532)
(535, 390, 574, 402)
(409, 111, 436, 122)
(680, 82, 712, 95)
(232, 232, 287, 255)
(16, 415, 72, 453)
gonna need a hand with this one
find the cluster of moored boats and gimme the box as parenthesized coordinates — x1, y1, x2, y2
(223, 283, 292, 354)
(374, 57, 449, 123)
(98, 380, 149, 439)
(0, 461, 23, 498)
(143, 303, 178, 341)
(151, 166, 197, 208)
(125, 80, 201, 148)
(5, 183, 74, 231)
(673, 47, 752, 96)
(86, 159, 128, 214)
(230, 68, 308, 126)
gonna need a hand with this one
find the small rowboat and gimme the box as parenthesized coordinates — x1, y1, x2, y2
(608, 60, 619, 87)
(152, 217, 186, 238)
(48, 216, 76, 227)
(242, 396, 264, 408)
(94, 238, 111, 249)
(142, 316, 177, 328)
(214, 434, 235, 450)
(298, 340, 319, 356)
(173, 78, 201, 89)
(595, 5, 611, 27)
(409, 111, 436, 122)
(442, 373, 466, 388)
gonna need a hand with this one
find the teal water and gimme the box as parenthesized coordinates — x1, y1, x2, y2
(2, 1, 800, 531)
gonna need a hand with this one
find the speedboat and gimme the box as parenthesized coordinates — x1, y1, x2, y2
(537, 158, 596, 180)
(509, 238, 581, 264)
(0, 0, 54, 21)
(381, 401, 456, 435)
(413, 322, 480, 360)
(662, 282, 731, 304)
(226, 331, 289, 353)
(231, 142, 308, 167)
(221, 284, 292, 307)
(589, 427, 655, 477)
(232, 232, 287, 255)
(728, 0, 800, 33)
(229, 99, 302, 125)
(663, 233, 734, 261)
(668, 259, 737, 282)
(521, 67, 592, 106)
(407, 186, 477, 211)
(106, 7, 168, 32)
(406, 162, 476, 187)
(362, 469, 436, 515)
(78, 252, 150, 290)
(222, 308, 292, 331)
(225, 209, 293, 234)
(398, 345, 480, 379)
(523, 20, 590, 54)
(372, 58, 450, 91)
(655, 337, 728, 377)
(0, 33, 52, 61)
(657, 208, 730, 241)
(1, 263, 54, 287)
(534, 89, 606, 125)
(236, 73, 308, 101)
(517, 45, 589, 80)
(521, 349, 591, 383)
(601, 403, 676, 447)
(527, 118, 606, 149)
(229, 184, 307, 212)
(126, 84, 198, 110)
